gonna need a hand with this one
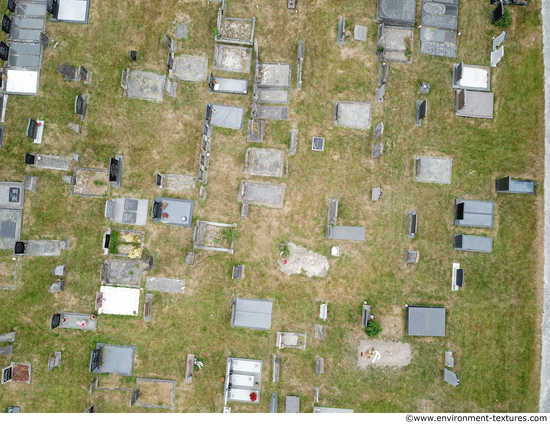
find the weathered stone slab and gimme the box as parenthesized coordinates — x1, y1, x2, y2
(419, 81, 431, 93)
(314, 324, 324, 340)
(254, 63, 292, 88)
(272, 354, 280, 382)
(238, 180, 285, 208)
(15, 239, 70, 256)
(490, 46, 504, 67)
(247, 119, 265, 142)
(101, 260, 143, 287)
(374, 122, 384, 141)
(23, 176, 37, 192)
(255, 87, 290, 104)
(245, 148, 284, 177)
(0, 332, 15, 342)
(48, 280, 65, 293)
(493, 30, 506, 51)
(337, 18, 345, 45)
(445, 351, 455, 368)
(48, 351, 61, 371)
(29, 154, 72, 171)
(185, 252, 195, 265)
(378, 62, 388, 85)
(170, 55, 207, 82)
(354, 24, 367, 41)
(316, 357, 324, 375)
(53, 265, 66, 276)
(289, 130, 298, 155)
(126, 70, 165, 102)
(375, 84, 386, 103)
(334, 101, 372, 130)
(255, 105, 288, 120)
(327, 198, 338, 225)
(145, 277, 185, 293)
(0, 345, 13, 356)
(414, 155, 452, 184)
(212, 44, 251, 73)
(286, 396, 300, 413)
(176, 23, 188, 39)
(144, 293, 152, 322)
(68, 122, 82, 134)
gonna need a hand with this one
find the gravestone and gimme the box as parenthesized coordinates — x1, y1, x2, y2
(24, 176, 38, 192)
(314, 387, 320, 403)
(120, 69, 129, 91)
(327, 198, 338, 225)
(312, 137, 324, 152)
(288, 0, 295, 9)
(289, 130, 298, 155)
(491, 2, 504, 25)
(2, 364, 13, 383)
(0, 42, 9, 61)
(141, 256, 154, 271)
(39, 32, 50, 49)
(408, 211, 417, 238)
(167, 52, 174, 70)
(241, 203, 248, 219)
(316, 357, 324, 376)
(331, 246, 339, 256)
(0, 332, 15, 342)
(79, 66, 91, 84)
(164, 34, 177, 53)
(109, 156, 123, 187)
(89, 347, 102, 372)
(270, 393, 278, 413)
(314, 324, 323, 340)
(89, 377, 98, 394)
(7, 0, 15, 13)
(493, 31, 507, 50)
(50, 313, 61, 329)
(144, 294, 152, 322)
(247, 119, 265, 142)
(48, 280, 65, 293)
(453, 62, 463, 85)
(320, 304, 327, 320)
(272, 354, 280, 382)
(68, 122, 82, 134)
(53, 265, 66, 276)
(175, 23, 188, 39)
(47, 351, 61, 371)
(372, 187, 382, 201)
(378, 62, 388, 85)
(57, 62, 80, 81)
(26, 119, 38, 139)
(7, 406, 20, 413)
(337, 18, 345, 45)
(0, 345, 13, 356)
(374, 122, 384, 140)
(74, 95, 87, 120)
(185, 354, 194, 382)
(61, 175, 74, 184)
(445, 351, 455, 368)
(185, 252, 195, 265)
(375, 84, 386, 102)
(164, 78, 177, 97)
(2, 14, 11, 34)
(129, 50, 137, 61)
(354, 25, 367, 41)
(419, 81, 431, 94)
(491, 46, 504, 67)
(406, 250, 419, 263)
(232, 265, 244, 280)
(129, 388, 140, 407)
(84, 406, 94, 413)
(415, 100, 427, 126)
(297, 40, 304, 90)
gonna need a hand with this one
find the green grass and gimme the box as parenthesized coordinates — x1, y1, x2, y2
(0, 0, 544, 414)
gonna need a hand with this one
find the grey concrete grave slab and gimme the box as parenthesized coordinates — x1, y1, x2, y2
(53, 312, 97, 330)
(375, 84, 386, 103)
(314, 324, 324, 340)
(452, 63, 490, 91)
(28, 153, 72, 171)
(421, 0, 459, 31)
(144, 293, 152, 321)
(125, 70, 165, 102)
(0, 345, 13, 356)
(378, 62, 388, 85)
(407, 305, 445, 336)
(209, 72, 248, 94)
(245, 148, 284, 177)
(101, 259, 143, 287)
(0, 332, 15, 342)
(286, 396, 300, 413)
(0, 182, 24, 210)
(4, 69, 40, 95)
(374, 122, 384, 141)
(297, 40, 304, 90)
(156, 174, 196, 191)
(327, 198, 338, 225)
(224, 357, 263, 404)
(247, 119, 265, 142)
(207, 103, 245, 129)
(48, 280, 65, 293)
(493, 30, 507, 50)
(8, 28, 41, 42)
(12, 16, 44, 30)
(212, 44, 251, 74)
(406, 250, 419, 263)
(377, 0, 417, 26)
(0, 210, 22, 250)
(17, 2, 47, 16)
(444, 368, 459, 387)
(51, 0, 90, 24)
(272, 355, 280, 383)
(314, 407, 354, 413)
(105, 198, 148, 226)
(185, 353, 194, 383)
(491, 46, 504, 67)
(255, 87, 290, 104)
(254, 63, 291, 88)
(328, 226, 366, 241)
(270, 393, 278, 413)
(15, 239, 69, 256)
(455, 90, 494, 119)
(9, 42, 41, 56)
(453, 234, 493, 253)
(48, 351, 61, 371)
(238, 180, 285, 208)
(276, 332, 306, 349)
(151, 196, 194, 227)
(289, 130, 298, 155)
(232, 265, 244, 280)
(255, 105, 288, 120)
(231, 297, 273, 330)
(53, 265, 66, 276)
(445, 351, 455, 368)
(176, 23, 188, 39)
(146, 277, 185, 293)
(135, 378, 176, 409)
(92, 343, 135, 376)
(170, 55, 207, 82)
(23, 175, 37, 192)
(354, 25, 367, 41)
(496, 176, 535, 194)
(414, 155, 452, 184)
(419, 27, 457, 58)
(316, 357, 324, 375)
(333, 101, 372, 130)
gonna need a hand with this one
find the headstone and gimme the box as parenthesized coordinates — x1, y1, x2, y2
(337, 18, 345, 45)
(374, 122, 384, 141)
(24, 176, 38, 192)
(272, 354, 280, 383)
(0, 125, 3, 148)
(164, 34, 177, 53)
(53, 265, 66, 276)
(26, 119, 39, 140)
(61, 175, 74, 184)
(167, 52, 174, 70)
(57, 62, 80, 81)
(419, 81, 431, 94)
(361, 304, 371, 328)
(232, 265, 244, 280)
(0, 345, 13, 356)
(175, 23, 188, 39)
(0, 41, 9, 61)
(375, 84, 386, 103)
(68, 122, 82, 134)
(241, 203, 248, 219)
(445, 351, 455, 368)
(39, 32, 50, 49)
(89, 378, 98, 394)
(7, 0, 15, 13)
(141, 255, 154, 270)
(314, 387, 320, 403)
(47, 0, 59, 17)
(185, 353, 194, 382)
(453, 62, 463, 85)
(316, 357, 324, 376)
(247, 119, 265, 142)
(491, 46, 504, 67)
(493, 31, 507, 50)
(185, 252, 195, 265)
(288, 0, 295, 9)
(79, 66, 91, 84)
(144, 293, 152, 322)
(314, 324, 323, 340)
(320, 304, 327, 320)
(89, 347, 102, 372)
(2, 14, 11, 34)
(48, 280, 65, 293)
(84, 405, 94, 413)
(415, 100, 427, 126)
(199, 185, 206, 200)
(129, 50, 137, 61)
(327, 198, 338, 225)
(74, 95, 87, 120)
(129, 388, 140, 407)
(372, 187, 382, 201)
(406, 250, 419, 264)
(491, 2, 504, 25)
(312, 137, 324, 152)
(331, 246, 339, 256)
(120, 68, 129, 92)
(164, 78, 177, 97)
(297, 40, 304, 90)
(270, 393, 278, 413)
(354, 25, 367, 41)
(72, 153, 80, 163)
(47, 351, 61, 371)
(408, 211, 417, 238)
(378, 62, 388, 86)
(0, 332, 15, 342)
(7, 406, 20, 413)
(2, 365, 13, 383)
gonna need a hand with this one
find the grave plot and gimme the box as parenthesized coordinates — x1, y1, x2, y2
(357, 340, 411, 368)
(170, 55, 207, 82)
(146, 277, 185, 294)
(244, 148, 284, 177)
(100, 259, 143, 287)
(193, 220, 237, 253)
(50, 312, 97, 331)
(209, 72, 248, 95)
(406, 305, 446, 337)
(237, 180, 285, 208)
(89, 343, 136, 376)
(377, 0, 417, 26)
(276, 332, 306, 349)
(134, 379, 176, 409)
(0, 182, 24, 250)
(71, 168, 109, 197)
(2, 362, 31, 384)
(419, 0, 459, 58)
(50, 0, 90, 24)
(333, 101, 372, 130)
(254, 63, 291, 88)
(452, 63, 490, 91)
(453, 234, 493, 253)
(278, 242, 329, 277)
(215, 3, 255, 45)
(0, 261, 17, 289)
(151, 197, 194, 227)
(376, 25, 414, 64)
(231, 297, 273, 330)
(212, 44, 251, 74)
(13, 239, 70, 256)
(224, 358, 263, 404)
(8, 41, 43, 69)
(254, 104, 288, 120)
(496, 176, 535, 195)
(122, 69, 165, 102)
(25, 153, 73, 171)
(455, 89, 494, 119)
(102, 228, 144, 258)
(156, 173, 196, 191)
(90, 375, 133, 394)
(105, 198, 148, 226)
(205, 103, 245, 130)
(98, 286, 140, 316)
(247, 119, 265, 142)
(254, 87, 290, 104)
(413, 155, 452, 184)
(326, 226, 366, 241)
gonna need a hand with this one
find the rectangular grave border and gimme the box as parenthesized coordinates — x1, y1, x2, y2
(102, 228, 145, 258)
(216, 14, 255, 45)
(70, 167, 110, 198)
(134, 378, 176, 409)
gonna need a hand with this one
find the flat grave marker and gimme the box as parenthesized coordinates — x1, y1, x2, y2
(170, 55, 207, 82)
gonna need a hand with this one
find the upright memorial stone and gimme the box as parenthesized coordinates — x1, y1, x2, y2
(374, 122, 384, 141)
(46, 0, 59, 19)
(491, 2, 504, 25)
(129, 388, 140, 407)
(167, 52, 174, 70)
(74, 95, 87, 120)
(2, 364, 13, 383)
(337, 18, 345, 45)
(2, 15, 11, 34)
(68, 122, 82, 134)
(50, 313, 61, 329)
(57, 62, 80, 81)
(79, 66, 91, 84)
(89, 347, 102, 372)
(39, 33, 50, 49)
(129, 50, 137, 61)
(0, 42, 9, 61)
(7, 0, 15, 13)
(493, 30, 507, 50)
(415, 100, 427, 126)
(163, 34, 177, 53)
(26, 119, 38, 139)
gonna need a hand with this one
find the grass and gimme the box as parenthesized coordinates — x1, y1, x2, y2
(0, 0, 544, 414)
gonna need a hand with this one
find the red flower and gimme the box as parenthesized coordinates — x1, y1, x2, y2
(249, 392, 257, 402)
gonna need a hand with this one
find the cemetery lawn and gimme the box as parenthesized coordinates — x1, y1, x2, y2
(0, 0, 544, 413)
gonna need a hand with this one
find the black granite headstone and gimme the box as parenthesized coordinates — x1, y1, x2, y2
(79, 66, 89, 81)
(129, 50, 137, 61)
(453, 234, 463, 249)
(152, 201, 162, 219)
(46, 0, 59, 18)
(167, 52, 174, 70)
(2, 365, 13, 384)
(74, 95, 86, 116)
(6, 0, 15, 13)
(39, 32, 50, 48)
(2, 14, 10, 34)
(417, 100, 427, 120)
(456, 269, 464, 287)
(84, 405, 94, 413)
(454, 62, 463, 85)
(0, 41, 9, 61)
(57, 62, 79, 79)
(156, 173, 162, 187)
(109, 158, 119, 182)
(103, 233, 110, 249)
(89, 347, 102, 372)
(130, 388, 140, 406)
(50, 313, 61, 329)
(24, 153, 36, 165)
(26, 119, 38, 139)
(491, 3, 504, 25)
(9, 187, 20, 203)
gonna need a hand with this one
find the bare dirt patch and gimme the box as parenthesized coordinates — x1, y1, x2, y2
(278, 242, 329, 277)
(357, 339, 412, 368)
(136, 379, 175, 407)
(72, 169, 109, 197)
(377, 306, 405, 340)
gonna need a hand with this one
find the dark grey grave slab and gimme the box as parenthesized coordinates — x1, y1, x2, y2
(17, 3, 47, 16)
(407, 305, 445, 336)
(414, 155, 452, 184)
(92, 343, 135, 376)
(421, 0, 458, 30)
(373, 142, 384, 159)
(145, 277, 185, 293)
(255, 87, 290, 104)
(9, 42, 41, 56)
(9, 53, 41, 67)
(29, 153, 72, 171)
(129, 389, 140, 407)
(0, 41, 8, 62)
(53, 265, 66, 276)
(453, 234, 492, 253)
(0, 332, 15, 342)
(255, 105, 288, 120)
(377, 0, 417, 26)
(0, 210, 22, 250)
(334, 101, 372, 130)
(7, 0, 15, 12)
(255, 63, 291, 88)
(101, 259, 143, 286)
(314, 324, 323, 340)
(493, 30, 507, 50)
(361, 304, 372, 328)
(232, 265, 244, 280)
(170, 55, 207, 82)
(286, 396, 300, 413)
(247, 119, 264, 142)
(0, 345, 13, 356)
(270, 393, 278, 413)
(408, 211, 417, 238)
(47, 351, 61, 371)
(13, 16, 44, 30)
(48, 280, 65, 293)
(337, 17, 345, 45)
(312, 136, 324, 152)
(51, 0, 90, 24)
(175, 23, 188, 39)
(454, 198, 494, 228)
(375, 84, 386, 103)
(354, 24, 367, 41)
(134, 378, 176, 409)
(419, 30, 457, 58)
(144, 293, 152, 321)
(126, 70, 165, 102)
(444, 369, 459, 387)
(329, 226, 366, 241)
(415, 100, 427, 126)
(419, 81, 431, 94)
(151, 196, 193, 227)
(245, 148, 284, 177)
(289, 130, 298, 155)
(9, 28, 41, 42)
(52, 312, 97, 330)
(209, 72, 248, 94)
(206, 103, 245, 129)
(455, 90, 494, 119)
(129, 50, 137, 61)
(491, 46, 504, 67)
(238, 180, 285, 208)
(378, 62, 388, 85)
(231, 297, 273, 330)
(496, 176, 535, 194)
(212, 44, 251, 74)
